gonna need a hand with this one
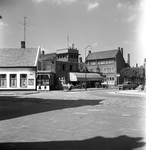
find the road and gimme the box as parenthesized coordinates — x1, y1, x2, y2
(0, 89, 146, 150)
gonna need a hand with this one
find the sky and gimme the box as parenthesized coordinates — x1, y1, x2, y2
(0, 0, 146, 67)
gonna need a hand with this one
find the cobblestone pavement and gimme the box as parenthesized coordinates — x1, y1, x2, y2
(0, 89, 146, 150)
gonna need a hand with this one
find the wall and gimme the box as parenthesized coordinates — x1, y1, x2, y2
(116, 51, 126, 84)
(0, 68, 36, 90)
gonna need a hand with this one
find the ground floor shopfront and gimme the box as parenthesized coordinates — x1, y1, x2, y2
(0, 68, 36, 90)
(0, 69, 55, 91)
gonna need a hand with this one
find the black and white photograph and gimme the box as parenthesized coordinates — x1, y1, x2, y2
(0, 0, 146, 149)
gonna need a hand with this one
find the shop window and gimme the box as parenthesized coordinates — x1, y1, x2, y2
(10, 74, 17, 87)
(28, 79, 34, 85)
(20, 74, 27, 87)
(0, 74, 6, 87)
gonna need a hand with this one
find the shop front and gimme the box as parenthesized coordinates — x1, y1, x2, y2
(36, 71, 55, 91)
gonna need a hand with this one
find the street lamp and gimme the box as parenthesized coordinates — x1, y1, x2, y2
(85, 45, 92, 90)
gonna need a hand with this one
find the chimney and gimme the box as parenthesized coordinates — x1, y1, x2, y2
(136, 63, 138, 67)
(127, 53, 130, 66)
(21, 41, 25, 48)
(79, 57, 82, 63)
(42, 50, 45, 55)
(89, 50, 91, 54)
(118, 47, 120, 51)
(121, 48, 123, 56)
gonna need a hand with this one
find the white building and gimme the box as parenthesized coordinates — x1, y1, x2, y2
(0, 46, 42, 90)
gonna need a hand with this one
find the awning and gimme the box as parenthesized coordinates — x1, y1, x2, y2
(69, 72, 102, 82)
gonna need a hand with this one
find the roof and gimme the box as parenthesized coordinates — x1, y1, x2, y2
(0, 48, 38, 67)
(41, 53, 56, 61)
(86, 49, 119, 60)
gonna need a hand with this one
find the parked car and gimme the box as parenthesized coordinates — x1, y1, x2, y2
(118, 81, 138, 90)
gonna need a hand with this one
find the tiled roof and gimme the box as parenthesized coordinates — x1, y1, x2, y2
(86, 49, 119, 60)
(41, 53, 56, 61)
(0, 48, 38, 67)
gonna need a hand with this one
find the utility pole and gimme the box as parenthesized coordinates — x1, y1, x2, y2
(24, 17, 26, 43)
(67, 35, 69, 48)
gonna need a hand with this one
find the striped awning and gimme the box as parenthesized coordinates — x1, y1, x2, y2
(69, 72, 102, 82)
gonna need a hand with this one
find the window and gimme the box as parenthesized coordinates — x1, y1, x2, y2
(10, 74, 17, 87)
(112, 67, 115, 72)
(73, 65, 76, 71)
(20, 74, 27, 87)
(63, 64, 65, 71)
(58, 64, 61, 70)
(103, 68, 106, 73)
(28, 79, 34, 85)
(70, 65, 73, 71)
(0, 74, 6, 87)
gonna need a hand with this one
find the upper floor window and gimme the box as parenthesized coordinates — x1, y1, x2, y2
(70, 65, 73, 71)
(103, 67, 115, 73)
(0, 74, 6, 87)
(63, 64, 65, 71)
(10, 74, 17, 87)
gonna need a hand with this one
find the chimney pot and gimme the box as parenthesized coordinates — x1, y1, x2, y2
(21, 41, 25, 48)
(127, 53, 130, 66)
(121, 48, 123, 55)
(42, 51, 45, 55)
(118, 47, 120, 51)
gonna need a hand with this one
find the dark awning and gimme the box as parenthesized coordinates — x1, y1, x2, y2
(69, 72, 102, 82)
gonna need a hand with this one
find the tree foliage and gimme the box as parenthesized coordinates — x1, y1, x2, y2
(121, 67, 145, 78)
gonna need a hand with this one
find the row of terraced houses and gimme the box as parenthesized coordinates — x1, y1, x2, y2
(0, 42, 145, 91)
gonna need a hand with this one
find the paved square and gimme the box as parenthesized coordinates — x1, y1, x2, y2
(0, 89, 146, 149)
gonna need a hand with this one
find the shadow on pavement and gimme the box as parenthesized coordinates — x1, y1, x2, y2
(0, 96, 104, 121)
(0, 135, 145, 150)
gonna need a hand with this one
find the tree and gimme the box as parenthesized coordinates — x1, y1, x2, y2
(121, 67, 145, 78)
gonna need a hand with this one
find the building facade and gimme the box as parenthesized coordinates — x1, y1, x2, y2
(86, 47, 127, 87)
(0, 46, 42, 90)
(41, 46, 80, 89)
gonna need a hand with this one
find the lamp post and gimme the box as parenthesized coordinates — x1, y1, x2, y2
(85, 45, 92, 90)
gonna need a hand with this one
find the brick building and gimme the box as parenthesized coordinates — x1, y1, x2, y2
(86, 47, 128, 87)
(42, 46, 102, 90)
(41, 46, 80, 89)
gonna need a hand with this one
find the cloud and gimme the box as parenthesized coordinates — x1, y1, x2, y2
(123, 40, 133, 45)
(32, 0, 45, 3)
(53, 0, 77, 4)
(92, 42, 99, 47)
(32, 0, 77, 4)
(116, 2, 139, 10)
(117, 3, 122, 8)
(87, 2, 99, 11)
(123, 14, 137, 22)
(0, 21, 8, 29)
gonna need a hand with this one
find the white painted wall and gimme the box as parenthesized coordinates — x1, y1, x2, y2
(0, 68, 36, 90)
